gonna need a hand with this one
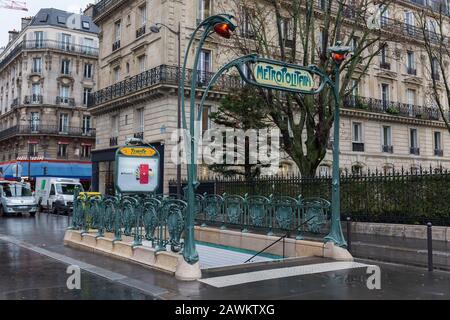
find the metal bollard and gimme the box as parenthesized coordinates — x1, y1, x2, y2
(427, 222, 433, 272)
(346, 217, 352, 252)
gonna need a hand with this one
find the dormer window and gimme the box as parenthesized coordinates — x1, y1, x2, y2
(82, 21, 90, 29)
(57, 16, 66, 24)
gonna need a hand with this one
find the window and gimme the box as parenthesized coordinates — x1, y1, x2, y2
(351, 164, 363, 175)
(382, 126, 393, 153)
(84, 63, 93, 78)
(353, 122, 362, 143)
(139, 4, 147, 27)
(32, 57, 42, 73)
(58, 144, 68, 158)
(30, 112, 39, 131)
(197, 0, 211, 24)
(405, 11, 415, 35)
(57, 16, 66, 24)
(241, 7, 255, 39)
(34, 31, 44, 48)
(136, 108, 144, 133)
(32, 84, 41, 103)
(380, 5, 389, 27)
(318, 165, 330, 177)
(83, 38, 94, 55)
(198, 50, 211, 83)
(138, 55, 146, 73)
(381, 83, 390, 109)
(200, 105, 211, 134)
(281, 18, 294, 46)
(432, 57, 439, 80)
(82, 21, 90, 29)
(410, 128, 419, 155)
(59, 114, 69, 133)
(113, 67, 120, 82)
(61, 59, 70, 75)
(434, 131, 443, 156)
(406, 88, 416, 116)
(81, 145, 91, 158)
(59, 85, 69, 104)
(82, 116, 91, 135)
(61, 33, 71, 50)
(83, 88, 92, 106)
(114, 20, 121, 42)
(406, 51, 415, 74)
(352, 122, 364, 152)
(28, 143, 38, 157)
(111, 115, 119, 137)
(380, 44, 389, 68)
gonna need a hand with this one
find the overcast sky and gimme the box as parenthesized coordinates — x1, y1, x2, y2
(0, 0, 94, 47)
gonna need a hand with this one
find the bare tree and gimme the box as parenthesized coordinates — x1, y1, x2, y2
(214, 0, 396, 177)
(417, 3, 450, 132)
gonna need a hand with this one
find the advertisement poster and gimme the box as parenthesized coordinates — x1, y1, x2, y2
(115, 146, 159, 193)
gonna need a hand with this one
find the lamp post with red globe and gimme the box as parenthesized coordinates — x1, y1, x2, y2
(177, 14, 236, 279)
(324, 41, 353, 247)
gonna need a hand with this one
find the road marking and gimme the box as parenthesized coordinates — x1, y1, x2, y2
(199, 261, 372, 288)
(0, 234, 168, 298)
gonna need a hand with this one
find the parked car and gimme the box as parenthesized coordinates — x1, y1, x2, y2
(0, 181, 38, 217)
(35, 178, 84, 215)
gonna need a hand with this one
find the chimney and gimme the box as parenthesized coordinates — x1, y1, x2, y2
(83, 4, 94, 18)
(21, 17, 32, 31)
(8, 30, 19, 43)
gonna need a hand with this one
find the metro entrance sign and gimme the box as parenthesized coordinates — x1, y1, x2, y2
(252, 61, 315, 92)
(115, 143, 160, 194)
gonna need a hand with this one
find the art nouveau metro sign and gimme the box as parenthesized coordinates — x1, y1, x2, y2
(253, 62, 315, 92)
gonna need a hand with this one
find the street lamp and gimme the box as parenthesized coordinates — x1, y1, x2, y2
(325, 41, 352, 247)
(149, 22, 183, 199)
(176, 14, 236, 279)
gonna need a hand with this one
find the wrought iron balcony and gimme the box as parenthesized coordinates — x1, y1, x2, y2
(407, 67, 417, 75)
(343, 95, 443, 121)
(24, 95, 43, 105)
(88, 64, 242, 108)
(0, 125, 96, 142)
(136, 26, 146, 38)
(380, 62, 391, 70)
(112, 40, 121, 52)
(110, 136, 118, 147)
(93, 0, 126, 19)
(434, 149, 444, 157)
(56, 97, 75, 107)
(352, 142, 365, 152)
(382, 145, 394, 154)
(410, 147, 420, 155)
(0, 40, 98, 72)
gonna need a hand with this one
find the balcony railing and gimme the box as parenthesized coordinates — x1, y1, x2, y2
(0, 40, 98, 71)
(110, 137, 118, 147)
(136, 25, 146, 38)
(434, 149, 444, 157)
(380, 62, 391, 70)
(382, 145, 394, 153)
(56, 97, 75, 107)
(112, 40, 121, 52)
(407, 67, 417, 75)
(352, 142, 365, 152)
(88, 64, 242, 108)
(24, 95, 43, 105)
(344, 95, 443, 121)
(93, 0, 125, 19)
(410, 147, 420, 155)
(0, 125, 96, 141)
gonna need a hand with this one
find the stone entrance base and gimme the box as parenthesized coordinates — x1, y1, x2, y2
(63, 230, 191, 278)
(64, 227, 352, 281)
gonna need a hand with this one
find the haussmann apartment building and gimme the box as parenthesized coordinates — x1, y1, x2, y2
(87, 0, 450, 194)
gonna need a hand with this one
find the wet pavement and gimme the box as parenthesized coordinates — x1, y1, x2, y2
(0, 213, 450, 300)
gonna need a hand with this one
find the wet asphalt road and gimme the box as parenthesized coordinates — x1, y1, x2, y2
(0, 213, 449, 300)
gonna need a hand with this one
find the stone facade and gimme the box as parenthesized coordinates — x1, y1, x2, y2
(89, 0, 450, 193)
(0, 9, 99, 181)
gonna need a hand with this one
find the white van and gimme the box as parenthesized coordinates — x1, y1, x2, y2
(35, 178, 84, 215)
(0, 181, 38, 217)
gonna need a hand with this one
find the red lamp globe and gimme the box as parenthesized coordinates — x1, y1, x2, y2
(332, 52, 347, 64)
(214, 23, 233, 39)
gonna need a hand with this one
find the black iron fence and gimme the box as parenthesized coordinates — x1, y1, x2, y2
(0, 125, 96, 141)
(170, 167, 450, 226)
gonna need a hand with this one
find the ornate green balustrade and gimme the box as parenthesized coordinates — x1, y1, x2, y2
(69, 188, 331, 249)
